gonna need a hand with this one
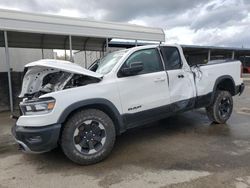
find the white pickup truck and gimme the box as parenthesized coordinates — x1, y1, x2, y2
(12, 44, 245, 165)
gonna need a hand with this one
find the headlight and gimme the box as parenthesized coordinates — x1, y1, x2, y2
(20, 97, 55, 115)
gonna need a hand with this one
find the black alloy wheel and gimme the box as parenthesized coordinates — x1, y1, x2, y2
(73, 120, 106, 155)
(218, 97, 232, 118)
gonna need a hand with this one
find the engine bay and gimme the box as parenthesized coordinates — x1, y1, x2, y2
(20, 67, 101, 100)
(32, 72, 99, 99)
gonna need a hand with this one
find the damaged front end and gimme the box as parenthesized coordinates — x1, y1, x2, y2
(19, 59, 103, 114)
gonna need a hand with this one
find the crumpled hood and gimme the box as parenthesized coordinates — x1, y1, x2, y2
(26, 59, 103, 78)
(19, 59, 103, 97)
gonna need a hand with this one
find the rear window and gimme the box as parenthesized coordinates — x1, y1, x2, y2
(161, 47, 182, 70)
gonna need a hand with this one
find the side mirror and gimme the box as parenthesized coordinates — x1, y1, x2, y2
(121, 62, 143, 76)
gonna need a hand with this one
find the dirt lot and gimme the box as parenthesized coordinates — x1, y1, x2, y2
(0, 84, 250, 188)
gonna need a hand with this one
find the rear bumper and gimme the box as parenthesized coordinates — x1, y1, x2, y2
(12, 124, 61, 153)
(235, 83, 245, 96)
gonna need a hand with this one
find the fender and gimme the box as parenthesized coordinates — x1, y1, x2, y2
(57, 98, 126, 134)
(210, 75, 236, 103)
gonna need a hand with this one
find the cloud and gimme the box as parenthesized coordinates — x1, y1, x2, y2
(92, 0, 205, 22)
(190, 0, 248, 30)
(0, 0, 249, 47)
(0, 0, 206, 21)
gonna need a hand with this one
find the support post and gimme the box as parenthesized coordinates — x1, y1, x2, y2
(232, 51, 235, 60)
(63, 36, 68, 60)
(102, 41, 105, 57)
(208, 50, 211, 61)
(84, 50, 87, 68)
(106, 38, 109, 53)
(4, 31, 13, 113)
(135, 40, 138, 47)
(69, 35, 73, 62)
(41, 35, 44, 59)
(82, 37, 89, 68)
(41, 49, 44, 59)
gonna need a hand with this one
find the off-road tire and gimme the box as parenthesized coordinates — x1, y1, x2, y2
(61, 109, 116, 165)
(206, 90, 233, 124)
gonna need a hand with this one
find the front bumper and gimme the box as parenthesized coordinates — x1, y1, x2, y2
(12, 124, 61, 153)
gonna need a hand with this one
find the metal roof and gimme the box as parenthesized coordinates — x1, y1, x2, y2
(0, 9, 165, 47)
(0, 30, 108, 51)
(181, 44, 250, 56)
(181, 44, 250, 51)
(109, 40, 158, 48)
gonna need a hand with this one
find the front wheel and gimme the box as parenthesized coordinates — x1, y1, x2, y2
(61, 109, 116, 165)
(206, 90, 233, 124)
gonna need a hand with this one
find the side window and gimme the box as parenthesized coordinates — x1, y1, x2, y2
(121, 48, 163, 75)
(161, 47, 182, 70)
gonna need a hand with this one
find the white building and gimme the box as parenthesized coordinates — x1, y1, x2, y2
(0, 48, 53, 72)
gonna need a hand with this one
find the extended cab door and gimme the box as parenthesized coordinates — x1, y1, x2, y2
(160, 46, 196, 111)
(116, 48, 170, 126)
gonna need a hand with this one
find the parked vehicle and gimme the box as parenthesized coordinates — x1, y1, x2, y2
(12, 44, 245, 165)
(239, 56, 250, 73)
(243, 63, 250, 73)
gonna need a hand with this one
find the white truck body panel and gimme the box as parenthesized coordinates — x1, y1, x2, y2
(166, 68, 196, 103)
(195, 61, 242, 96)
(17, 77, 122, 127)
(116, 71, 170, 114)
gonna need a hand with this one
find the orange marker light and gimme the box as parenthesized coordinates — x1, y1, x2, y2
(47, 102, 55, 110)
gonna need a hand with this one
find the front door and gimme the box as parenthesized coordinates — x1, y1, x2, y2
(116, 48, 170, 126)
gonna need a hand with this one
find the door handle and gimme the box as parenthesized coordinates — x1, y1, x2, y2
(178, 74, 184, 78)
(154, 77, 166, 83)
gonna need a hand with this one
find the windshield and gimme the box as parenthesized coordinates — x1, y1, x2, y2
(95, 50, 127, 74)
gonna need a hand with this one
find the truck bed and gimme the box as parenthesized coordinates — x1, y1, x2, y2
(194, 60, 242, 97)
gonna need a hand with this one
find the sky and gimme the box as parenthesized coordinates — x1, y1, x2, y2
(0, 0, 249, 48)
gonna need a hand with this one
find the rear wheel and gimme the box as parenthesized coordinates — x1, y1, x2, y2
(61, 109, 116, 165)
(206, 90, 233, 124)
